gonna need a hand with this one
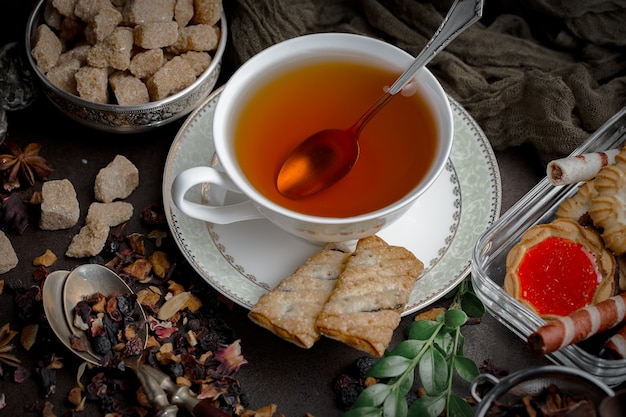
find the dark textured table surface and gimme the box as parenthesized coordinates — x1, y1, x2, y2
(0, 2, 554, 416)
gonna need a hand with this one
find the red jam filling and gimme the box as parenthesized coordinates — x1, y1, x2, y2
(517, 236, 601, 316)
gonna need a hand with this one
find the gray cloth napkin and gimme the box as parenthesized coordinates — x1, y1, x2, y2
(225, 0, 626, 164)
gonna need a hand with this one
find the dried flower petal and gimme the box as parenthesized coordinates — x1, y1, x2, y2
(214, 340, 247, 376)
(0, 193, 29, 234)
(20, 323, 38, 351)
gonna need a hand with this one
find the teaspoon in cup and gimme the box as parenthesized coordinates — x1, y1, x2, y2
(276, 0, 483, 199)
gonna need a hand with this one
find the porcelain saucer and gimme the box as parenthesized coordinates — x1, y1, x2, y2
(163, 88, 501, 315)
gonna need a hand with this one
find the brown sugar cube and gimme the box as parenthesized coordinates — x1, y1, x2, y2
(85, 7, 123, 44)
(123, 0, 175, 25)
(134, 21, 179, 49)
(94, 155, 139, 203)
(44, 1, 63, 30)
(110, 71, 149, 105)
(52, 0, 79, 17)
(31, 24, 62, 73)
(174, 0, 194, 27)
(146, 55, 196, 100)
(66, 221, 109, 258)
(87, 26, 133, 70)
(75, 65, 109, 103)
(0, 231, 18, 274)
(128, 48, 163, 78)
(181, 51, 211, 76)
(192, 0, 222, 26)
(46, 58, 80, 95)
(65, 43, 92, 65)
(74, 0, 115, 23)
(168, 24, 220, 54)
(40, 179, 80, 230)
(85, 201, 134, 227)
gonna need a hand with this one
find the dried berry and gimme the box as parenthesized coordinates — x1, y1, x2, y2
(91, 335, 112, 356)
(353, 355, 377, 379)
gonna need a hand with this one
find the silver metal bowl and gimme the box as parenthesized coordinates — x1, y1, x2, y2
(24, 0, 227, 133)
(471, 365, 615, 417)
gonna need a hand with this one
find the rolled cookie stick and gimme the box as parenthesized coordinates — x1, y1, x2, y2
(602, 324, 626, 359)
(547, 149, 620, 186)
(527, 292, 626, 356)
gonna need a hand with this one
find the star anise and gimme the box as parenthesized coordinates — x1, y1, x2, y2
(0, 142, 53, 191)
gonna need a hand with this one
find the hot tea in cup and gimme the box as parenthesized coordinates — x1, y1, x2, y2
(171, 33, 453, 242)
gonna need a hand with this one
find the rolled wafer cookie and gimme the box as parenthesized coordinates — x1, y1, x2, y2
(602, 324, 626, 359)
(547, 149, 619, 186)
(527, 292, 626, 356)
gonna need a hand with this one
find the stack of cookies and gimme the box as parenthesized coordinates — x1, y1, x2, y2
(248, 235, 424, 356)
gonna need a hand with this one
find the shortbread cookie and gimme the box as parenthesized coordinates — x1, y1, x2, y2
(504, 218, 616, 320)
(554, 179, 596, 224)
(248, 243, 351, 349)
(589, 147, 626, 255)
(315, 236, 423, 356)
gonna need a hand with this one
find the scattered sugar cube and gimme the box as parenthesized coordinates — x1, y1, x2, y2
(128, 48, 163, 78)
(181, 51, 211, 76)
(192, 0, 222, 26)
(46, 58, 81, 95)
(174, 0, 194, 27)
(94, 155, 139, 202)
(0, 231, 18, 274)
(40, 179, 81, 230)
(85, 7, 123, 43)
(168, 24, 219, 54)
(66, 221, 109, 258)
(146, 55, 196, 100)
(110, 71, 149, 105)
(31, 24, 62, 73)
(85, 201, 134, 226)
(123, 0, 175, 25)
(133, 21, 178, 49)
(75, 65, 109, 103)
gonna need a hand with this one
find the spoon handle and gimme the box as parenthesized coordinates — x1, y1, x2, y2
(388, 0, 483, 95)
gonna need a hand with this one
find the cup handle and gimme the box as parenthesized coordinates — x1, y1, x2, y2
(171, 166, 263, 224)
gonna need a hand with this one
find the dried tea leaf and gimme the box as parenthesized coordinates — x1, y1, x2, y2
(167, 280, 186, 295)
(123, 258, 152, 280)
(32, 249, 57, 267)
(0, 279, 4, 295)
(20, 323, 38, 351)
(126, 232, 146, 255)
(67, 386, 82, 406)
(149, 250, 170, 278)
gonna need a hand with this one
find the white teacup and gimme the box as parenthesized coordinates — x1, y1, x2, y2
(171, 33, 454, 242)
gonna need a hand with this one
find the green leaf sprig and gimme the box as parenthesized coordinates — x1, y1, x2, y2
(342, 279, 485, 417)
